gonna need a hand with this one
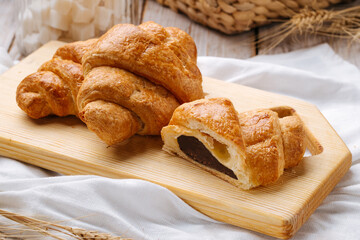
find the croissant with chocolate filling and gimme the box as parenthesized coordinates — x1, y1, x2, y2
(78, 21, 203, 145)
(16, 38, 97, 119)
(161, 98, 306, 190)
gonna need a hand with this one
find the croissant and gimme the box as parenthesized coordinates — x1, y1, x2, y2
(161, 98, 306, 190)
(16, 39, 97, 119)
(78, 21, 204, 145)
(81, 21, 203, 103)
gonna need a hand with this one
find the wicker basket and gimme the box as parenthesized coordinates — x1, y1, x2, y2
(156, 0, 346, 34)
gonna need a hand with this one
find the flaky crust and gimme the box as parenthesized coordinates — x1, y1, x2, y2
(77, 66, 179, 145)
(77, 21, 203, 145)
(16, 59, 83, 118)
(279, 116, 306, 168)
(16, 71, 74, 119)
(169, 98, 245, 147)
(161, 98, 306, 190)
(79, 100, 142, 145)
(16, 40, 96, 119)
(82, 21, 203, 103)
(53, 38, 98, 64)
(238, 109, 284, 185)
(270, 106, 307, 168)
(38, 58, 84, 106)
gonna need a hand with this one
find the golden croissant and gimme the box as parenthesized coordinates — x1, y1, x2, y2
(16, 39, 97, 119)
(161, 98, 306, 190)
(78, 21, 204, 145)
(16, 21, 204, 146)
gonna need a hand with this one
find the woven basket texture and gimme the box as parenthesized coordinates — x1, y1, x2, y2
(156, 0, 345, 34)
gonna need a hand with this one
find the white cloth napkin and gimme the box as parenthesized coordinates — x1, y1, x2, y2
(1, 43, 360, 240)
(0, 47, 14, 74)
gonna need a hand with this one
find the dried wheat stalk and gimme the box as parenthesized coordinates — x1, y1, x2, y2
(0, 209, 130, 240)
(0, 230, 6, 240)
(258, 5, 360, 52)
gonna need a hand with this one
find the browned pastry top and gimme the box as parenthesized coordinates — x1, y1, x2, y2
(16, 71, 76, 118)
(38, 58, 84, 100)
(279, 116, 306, 168)
(17, 59, 84, 119)
(169, 98, 245, 148)
(16, 39, 96, 120)
(238, 109, 284, 184)
(78, 66, 180, 136)
(82, 21, 204, 103)
(53, 38, 98, 64)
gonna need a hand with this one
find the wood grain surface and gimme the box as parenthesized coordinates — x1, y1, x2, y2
(142, 0, 255, 58)
(0, 41, 351, 239)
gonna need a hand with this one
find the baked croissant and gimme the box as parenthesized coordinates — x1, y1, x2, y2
(78, 21, 204, 145)
(161, 98, 306, 190)
(81, 21, 203, 103)
(16, 39, 97, 119)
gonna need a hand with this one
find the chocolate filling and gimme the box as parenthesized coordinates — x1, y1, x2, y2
(177, 135, 237, 179)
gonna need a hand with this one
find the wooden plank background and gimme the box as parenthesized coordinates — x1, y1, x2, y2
(1, 0, 360, 67)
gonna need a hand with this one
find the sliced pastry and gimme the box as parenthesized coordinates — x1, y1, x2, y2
(161, 98, 306, 190)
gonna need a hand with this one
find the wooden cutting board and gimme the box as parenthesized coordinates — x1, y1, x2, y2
(0, 41, 351, 239)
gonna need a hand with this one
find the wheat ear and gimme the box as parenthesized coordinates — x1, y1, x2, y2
(0, 230, 6, 240)
(0, 209, 130, 240)
(258, 5, 360, 52)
